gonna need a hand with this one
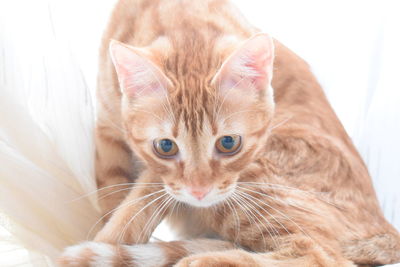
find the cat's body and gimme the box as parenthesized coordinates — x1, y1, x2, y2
(60, 0, 400, 266)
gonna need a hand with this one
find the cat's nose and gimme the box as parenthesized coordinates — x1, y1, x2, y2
(189, 187, 211, 200)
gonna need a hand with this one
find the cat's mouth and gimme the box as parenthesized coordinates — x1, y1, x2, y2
(164, 185, 236, 208)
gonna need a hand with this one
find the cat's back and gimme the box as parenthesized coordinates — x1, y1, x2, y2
(101, 0, 254, 50)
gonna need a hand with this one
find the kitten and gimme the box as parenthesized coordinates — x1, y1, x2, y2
(59, 0, 400, 266)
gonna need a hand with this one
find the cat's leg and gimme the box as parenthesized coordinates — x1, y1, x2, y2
(175, 235, 356, 267)
(95, 122, 136, 218)
(58, 238, 235, 267)
(94, 171, 168, 245)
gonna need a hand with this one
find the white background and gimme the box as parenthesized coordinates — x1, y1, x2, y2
(0, 0, 399, 266)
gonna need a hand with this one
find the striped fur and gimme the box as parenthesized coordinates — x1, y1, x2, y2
(60, 0, 400, 266)
(59, 239, 234, 267)
(59, 236, 355, 267)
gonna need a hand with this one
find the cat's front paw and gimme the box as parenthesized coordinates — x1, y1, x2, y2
(174, 251, 260, 267)
(58, 242, 115, 267)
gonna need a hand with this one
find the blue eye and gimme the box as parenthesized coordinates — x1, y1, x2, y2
(216, 135, 242, 154)
(160, 139, 173, 152)
(154, 138, 178, 158)
(221, 136, 235, 150)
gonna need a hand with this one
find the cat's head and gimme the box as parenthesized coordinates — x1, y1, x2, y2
(110, 33, 275, 207)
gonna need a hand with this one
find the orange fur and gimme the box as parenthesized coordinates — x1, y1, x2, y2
(60, 0, 400, 266)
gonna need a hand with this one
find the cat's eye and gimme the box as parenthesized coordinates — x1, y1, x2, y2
(153, 138, 179, 158)
(215, 135, 242, 155)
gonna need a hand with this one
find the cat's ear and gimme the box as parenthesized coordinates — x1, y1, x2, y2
(212, 33, 274, 100)
(109, 40, 172, 98)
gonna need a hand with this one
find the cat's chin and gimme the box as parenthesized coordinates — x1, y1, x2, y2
(167, 187, 235, 208)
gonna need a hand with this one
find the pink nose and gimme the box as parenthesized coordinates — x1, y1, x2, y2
(189, 187, 211, 200)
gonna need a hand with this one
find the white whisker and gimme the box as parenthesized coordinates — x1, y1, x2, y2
(221, 109, 259, 123)
(215, 76, 247, 121)
(237, 187, 309, 238)
(239, 185, 315, 214)
(233, 192, 281, 248)
(86, 189, 166, 240)
(68, 182, 164, 202)
(97, 187, 134, 201)
(97, 118, 126, 135)
(237, 182, 341, 209)
(138, 196, 174, 243)
(118, 192, 168, 245)
(236, 189, 288, 237)
(144, 62, 177, 124)
(225, 197, 241, 244)
(131, 107, 165, 122)
(231, 192, 270, 249)
(268, 116, 293, 132)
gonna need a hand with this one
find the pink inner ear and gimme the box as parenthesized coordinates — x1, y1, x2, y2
(247, 49, 270, 77)
(109, 41, 170, 97)
(215, 33, 274, 92)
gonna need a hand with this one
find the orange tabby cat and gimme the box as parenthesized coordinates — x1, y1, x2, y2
(59, 0, 400, 266)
